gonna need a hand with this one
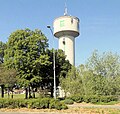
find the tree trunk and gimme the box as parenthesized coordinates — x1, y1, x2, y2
(1, 85, 4, 98)
(25, 87, 28, 99)
(28, 86, 32, 98)
(50, 85, 53, 98)
(11, 90, 13, 99)
(33, 90, 35, 98)
(7, 88, 10, 98)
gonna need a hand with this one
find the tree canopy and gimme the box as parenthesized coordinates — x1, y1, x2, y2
(60, 51, 120, 96)
(0, 41, 6, 64)
(86, 50, 120, 77)
(4, 29, 50, 87)
(4, 28, 71, 98)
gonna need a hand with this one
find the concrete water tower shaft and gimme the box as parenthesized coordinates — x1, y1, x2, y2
(53, 15, 80, 65)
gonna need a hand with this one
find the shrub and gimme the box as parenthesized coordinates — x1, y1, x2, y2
(61, 103, 68, 109)
(27, 98, 49, 109)
(39, 98, 50, 109)
(83, 95, 91, 103)
(27, 99, 37, 108)
(90, 96, 100, 104)
(18, 99, 28, 108)
(49, 99, 59, 109)
(49, 99, 68, 110)
(31, 101, 40, 109)
(1, 99, 12, 108)
(0, 98, 67, 110)
(0, 99, 6, 108)
(7, 99, 17, 109)
(69, 95, 84, 103)
(63, 99, 74, 104)
(100, 96, 118, 103)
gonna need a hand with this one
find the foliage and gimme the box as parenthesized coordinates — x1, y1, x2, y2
(0, 64, 17, 98)
(4, 28, 71, 98)
(61, 51, 120, 97)
(0, 41, 6, 64)
(4, 29, 49, 86)
(84, 51, 120, 96)
(62, 99, 74, 104)
(60, 66, 83, 96)
(0, 65, 17, 86)
(4, 29, 51, 98)
(100, 96, 118, 103)
(67, 94, 118, 104)
(86, 50, 120, 77)
(0, 98, 68, 110)
(40, 49, 71, 97)
(82, 95, 102, 103)
(49, 99, 68, 110)
(95, 101, 120, 105)
(68, 94, 84, 103)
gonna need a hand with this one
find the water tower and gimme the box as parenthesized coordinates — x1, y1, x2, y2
(53, 7, 80, 65)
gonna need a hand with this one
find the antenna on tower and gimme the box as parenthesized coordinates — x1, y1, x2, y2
(64, 0, 68, 16)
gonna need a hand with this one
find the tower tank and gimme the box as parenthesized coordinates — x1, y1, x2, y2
(53, 15, 80, 65)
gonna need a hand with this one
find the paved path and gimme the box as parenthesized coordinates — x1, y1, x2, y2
(68, 104, 120, 109)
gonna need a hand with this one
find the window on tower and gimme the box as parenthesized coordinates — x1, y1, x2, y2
(60, 20, 65, 27)
(63, 38, 65, 45)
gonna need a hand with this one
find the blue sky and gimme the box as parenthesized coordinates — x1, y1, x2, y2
(0, 0, 120, 66)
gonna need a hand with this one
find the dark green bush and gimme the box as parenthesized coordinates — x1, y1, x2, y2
(49, 99, 59, 109)
(90, 95, 100, 103)
(0, 99, 17, 108)
(63, 99, 74, 104)
(7, 99, 17, 108)
(49, 99, 68, 110)
(0, 99, 5, 108)
(1, 99, 12, 108)
(83, 95, 91, 103)
(60, 103, 68, 109)
(40, 98, 50, 108)
(83, 95, 118, 103)
(69, 95, 84, 103)
(0, 98, 67, 110)
(100, 96, 110, 103)
(27, 99, 37, 108)
(18, 99, 28, 108)
(100, 96, 118, 103)
(27, 98, 50, 109)
(65, 95, 118, 104)
(30, 100, 40, 109)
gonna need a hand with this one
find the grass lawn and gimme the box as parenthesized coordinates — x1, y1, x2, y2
(95, 101, 120, 105)
(3, 92, 40, 99)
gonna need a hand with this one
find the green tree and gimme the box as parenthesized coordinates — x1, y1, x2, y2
(86, 50, 120, 95)
(0, 64, 17, 98)
(81, 70, 105, 96)
(86, 50, 120, 77)
(0, 41, 6, 64)
(40, 49, 71, 97)
(60, 50, 120, 97)
(0, 64, 5, 98)
(4, 29, 51, 99)
(60, 66, 83, 96)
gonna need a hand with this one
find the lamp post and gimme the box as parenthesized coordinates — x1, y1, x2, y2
(47, 25, 56, 99)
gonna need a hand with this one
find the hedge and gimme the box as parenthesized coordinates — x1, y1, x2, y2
(0, 98, 68, 110)
(62, 99, 74, 104)
(67, 95, 118, 104)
